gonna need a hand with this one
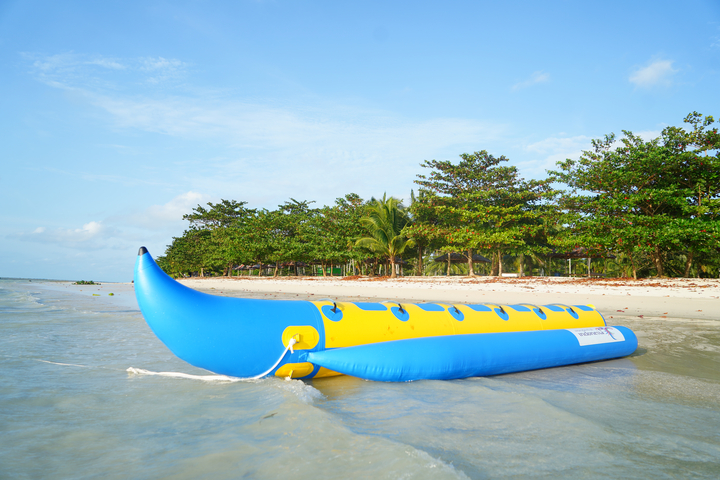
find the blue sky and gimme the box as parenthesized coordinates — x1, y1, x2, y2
(2, 0, 719, 281)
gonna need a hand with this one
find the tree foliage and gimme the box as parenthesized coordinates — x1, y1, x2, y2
(153, 112, 719, 279)
(408, 151, 557, 276)
(355, 194, 415, 278)
(550, 112, 719, 278)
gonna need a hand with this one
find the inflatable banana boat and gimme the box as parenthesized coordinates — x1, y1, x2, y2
(134, 247, 637, 381)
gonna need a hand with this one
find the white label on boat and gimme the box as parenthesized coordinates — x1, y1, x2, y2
(567, 327, 625, 346)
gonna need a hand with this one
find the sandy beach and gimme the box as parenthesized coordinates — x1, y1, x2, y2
(178, 275, 720, 322)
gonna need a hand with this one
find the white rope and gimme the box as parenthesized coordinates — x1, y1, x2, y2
(127, 337, 298, 382)
(246, 336, 298, 380)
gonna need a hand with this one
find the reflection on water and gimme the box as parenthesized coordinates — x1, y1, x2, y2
(1, 279, 718, 479)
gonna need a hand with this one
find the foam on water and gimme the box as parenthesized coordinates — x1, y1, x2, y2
(125, 367, 327, 405)
(126, 366, 243, 382)
(1, 278, 719, 479)
(38, 359, 90, 368)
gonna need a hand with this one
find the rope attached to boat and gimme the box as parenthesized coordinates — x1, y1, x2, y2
(247, 336, 298, 380)
(127, 336, 298, 382)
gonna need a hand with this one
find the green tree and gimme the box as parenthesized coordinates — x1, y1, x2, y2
(305, 194, 367, 276)
(553, 133, 679, 277)
(410, 151, 557, 276)
(162, 228, 214, 277)
(551, 112, 720, 278)
(183, 199, 253, 229)
(356, 194, 415, 278)
(404, 189, 446, 275)
(160, 199, 257, 277)
(661, 112, 720, 276)
(264, 199, 316, 276)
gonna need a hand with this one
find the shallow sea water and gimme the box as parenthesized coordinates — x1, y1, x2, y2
(1, 278, 719, 479)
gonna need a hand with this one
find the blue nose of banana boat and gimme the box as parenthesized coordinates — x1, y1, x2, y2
(134, 247, 324, 378)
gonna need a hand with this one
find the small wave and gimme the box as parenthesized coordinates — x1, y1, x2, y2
(275, 377, 325, 403)
(405, 447, 471, 479)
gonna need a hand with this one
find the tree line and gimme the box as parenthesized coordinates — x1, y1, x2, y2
(156, 112, 719, 279)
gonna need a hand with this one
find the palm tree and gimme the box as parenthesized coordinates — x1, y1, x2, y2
(356, 194, 415, 278)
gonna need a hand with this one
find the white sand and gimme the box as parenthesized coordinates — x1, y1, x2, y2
(179, 276, 720, 322)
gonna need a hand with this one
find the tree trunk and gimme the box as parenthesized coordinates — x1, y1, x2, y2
(684, 251, 694, 278)
(273, 261, 280, 277)
(587, 258, 591, 278)
(519, 254, 524, 277)
(630, 255, 637, 280)
(417, 245, 424, 276)
(200, 267, 204, 277)
(497, 250, 503, 276)
(467, 249, 475, 277)
(447, 254, 451, 276)
(653, 246, 664, 277)
(390, 259, 397, 278)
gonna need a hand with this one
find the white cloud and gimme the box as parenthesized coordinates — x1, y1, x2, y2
(141, 191, 212, 228)
(86, 58, 126, 70)
(14, 221, 119, 250)
(79, 92, 504, 155)
(26, 52, 186, 88)
(10, 192, 213, 255)
(81, 221, 104, 236)
(512, 71, 550, 91)
(27, 52, 505, 154)
(51, 87, 507, 207)
(521, 130, 666, 178)
(633, 130, 662, 142)
(526, 135, 592, 154)
(140, 56, 188, 84)
(30, 52, 75, 71)
(25, 51, 510, 209)
(105, 96, 503, 211)
(521, 135, 593, 178)
(141, 56, 185, 71)
(629, 59, 677, 87)
(29, 53, 126, 72)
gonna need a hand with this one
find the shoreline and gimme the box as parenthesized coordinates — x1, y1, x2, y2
(177, 276, 720, 322)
